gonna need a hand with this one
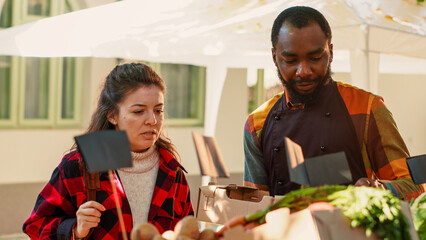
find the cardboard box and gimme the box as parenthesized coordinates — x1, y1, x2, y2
(196, 184, 274, 224)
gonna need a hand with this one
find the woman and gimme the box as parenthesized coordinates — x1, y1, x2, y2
(23, 62, 194, 239)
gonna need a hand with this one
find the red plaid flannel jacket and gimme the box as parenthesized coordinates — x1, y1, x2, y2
(23, 148, 193, 239)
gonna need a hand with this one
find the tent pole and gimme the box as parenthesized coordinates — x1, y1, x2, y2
(350, 24, 379, 94)
(204, 63, 227, 137)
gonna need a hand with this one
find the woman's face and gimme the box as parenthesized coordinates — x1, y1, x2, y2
(108, 85, 164, 152)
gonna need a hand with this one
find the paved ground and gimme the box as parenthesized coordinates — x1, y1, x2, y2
(0, 234, 29, 240)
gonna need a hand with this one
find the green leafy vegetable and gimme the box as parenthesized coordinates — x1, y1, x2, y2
(244, 185, 347, 224)
(410, 192, 426, 240)
(328, 186, 411, 240)
(244, 185, 413, 240)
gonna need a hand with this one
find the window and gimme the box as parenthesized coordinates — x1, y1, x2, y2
(0, 57, 11, 119)
(0, 57, 82, 128)
(248, 68, 283, 114)
(0, 0, 12, 28)
(22, 58, 50, 120)
(2, 0, 203, 128)
(156, 63, 205, 126)
(119, 60, 206, 126)
(0, 0, 83, 128)
(0, 56, 13, 122)
(21, 0, 70, 23)
(27, 0, 51, 16)
(57, 58, 82, 126)
(0, 56, 18, 127)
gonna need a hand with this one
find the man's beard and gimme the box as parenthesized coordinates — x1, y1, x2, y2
(277, 66, 331, 105)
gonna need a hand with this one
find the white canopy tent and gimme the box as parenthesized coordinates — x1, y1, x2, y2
(0, 0, 425, 136)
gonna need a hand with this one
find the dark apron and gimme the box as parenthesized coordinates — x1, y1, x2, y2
(261, 81, 366, 196)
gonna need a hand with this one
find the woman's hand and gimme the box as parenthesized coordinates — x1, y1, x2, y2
(74, 201, 106, 239)
(355, 177, 386, 190)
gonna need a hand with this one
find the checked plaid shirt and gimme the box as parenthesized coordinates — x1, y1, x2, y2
(23, 147, 193, 239)
(244, 80, 424, 201)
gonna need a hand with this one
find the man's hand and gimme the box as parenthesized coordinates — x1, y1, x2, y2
(74, 200, 105, 239)
(355, 177, 386, 190)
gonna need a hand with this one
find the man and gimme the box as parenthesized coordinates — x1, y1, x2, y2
(243, 6, 424, 200)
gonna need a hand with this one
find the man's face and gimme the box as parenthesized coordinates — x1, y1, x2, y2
(272, 22, 333, 104)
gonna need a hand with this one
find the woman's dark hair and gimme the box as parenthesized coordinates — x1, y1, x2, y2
(74, 62, 180, 160)
(271, 6, 332, 49)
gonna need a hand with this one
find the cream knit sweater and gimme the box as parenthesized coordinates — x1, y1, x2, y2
(117, 146, 160, 226)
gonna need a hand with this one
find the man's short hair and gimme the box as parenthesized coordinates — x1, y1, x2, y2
(271, 6, 332, 48)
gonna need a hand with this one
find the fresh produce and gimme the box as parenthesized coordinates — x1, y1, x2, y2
(161, 230, 175, 239)
(153, 235, 166, 240)
(220, 185, 413, 240)
(131, 216, 218, 240)
(410, 192, 426, 240)
(306, 201, 335, 211)
(216, 215, 247, 236)
(174, 216, 201, 240)
(217, 185, 346, 236)
(131, 222, 160, 240)
(328, 186, 411, 240)
(198, 229, 218, 240)
(245, 185, 347, 224)
(175, 236, 193, 240)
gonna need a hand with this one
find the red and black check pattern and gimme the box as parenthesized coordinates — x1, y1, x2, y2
(23, 148, 193, 239)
